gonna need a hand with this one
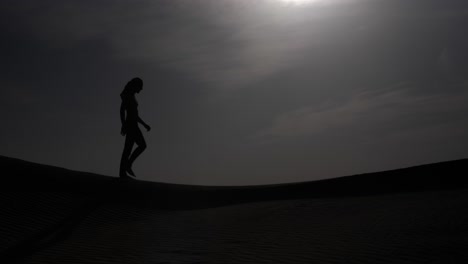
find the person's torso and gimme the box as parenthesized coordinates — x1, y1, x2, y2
(124, 96, 139, 122)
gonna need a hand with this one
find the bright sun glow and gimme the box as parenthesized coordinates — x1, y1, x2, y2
(278, 0, 322, 5)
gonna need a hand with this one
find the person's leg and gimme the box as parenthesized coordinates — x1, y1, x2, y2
(127, 128, 146, 176)
(120, 135, 135, 177)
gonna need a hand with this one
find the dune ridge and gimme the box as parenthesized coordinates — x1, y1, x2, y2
(2, 155, 468, 263)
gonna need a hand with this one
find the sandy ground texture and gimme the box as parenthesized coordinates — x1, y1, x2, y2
(2, 155, 468, 263)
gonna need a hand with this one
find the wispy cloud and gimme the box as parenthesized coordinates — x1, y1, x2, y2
(4, 0, 366, 91)
(261, 83, 468, 138)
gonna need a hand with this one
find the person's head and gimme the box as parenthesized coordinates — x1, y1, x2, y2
(129, 77, 143, 93)
(122, 77, 143, 97)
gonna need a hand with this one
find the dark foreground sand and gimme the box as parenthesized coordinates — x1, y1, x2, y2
(2, 155, 468, 263)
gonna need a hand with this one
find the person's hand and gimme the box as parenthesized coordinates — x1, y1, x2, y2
(121, 125, 126, 136)
(144, 124, 151, 132)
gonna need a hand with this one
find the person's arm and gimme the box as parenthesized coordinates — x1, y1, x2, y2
(138, 117, 151, 131)
(120, 102, 126, 135)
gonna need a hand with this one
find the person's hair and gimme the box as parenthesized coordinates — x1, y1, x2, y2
(121, 77, 143, 98)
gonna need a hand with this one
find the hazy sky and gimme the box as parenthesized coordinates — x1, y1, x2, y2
(1, 0, 468, 185)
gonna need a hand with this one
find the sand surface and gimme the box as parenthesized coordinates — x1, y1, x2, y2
(2, 156, 468, 263)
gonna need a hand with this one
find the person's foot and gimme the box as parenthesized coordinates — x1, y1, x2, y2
(126, 167, 136, 177)
(120, 171, 135, 180)
(120, 175, 136, 181)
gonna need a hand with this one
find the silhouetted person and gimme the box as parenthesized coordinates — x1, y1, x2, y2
(119, 77, 151, 178)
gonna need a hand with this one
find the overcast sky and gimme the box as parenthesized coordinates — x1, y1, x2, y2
(1, 0, 468, 185)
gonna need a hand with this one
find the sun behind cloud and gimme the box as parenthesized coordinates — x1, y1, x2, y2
(277, 0, 323, 6)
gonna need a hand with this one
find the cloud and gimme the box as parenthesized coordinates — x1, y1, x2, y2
(261, 83, 468, 138)
(108, 0, 325, 90)
(3, 0, 467, 93)
(2, 0, 365, 91)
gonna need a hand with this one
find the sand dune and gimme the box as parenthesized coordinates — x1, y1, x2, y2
(1, 155, 468, 263)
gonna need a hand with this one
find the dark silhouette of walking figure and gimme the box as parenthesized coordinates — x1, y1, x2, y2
(119, 77, 151, 178)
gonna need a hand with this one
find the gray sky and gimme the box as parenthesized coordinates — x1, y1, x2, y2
(1, 0, 468, 185)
